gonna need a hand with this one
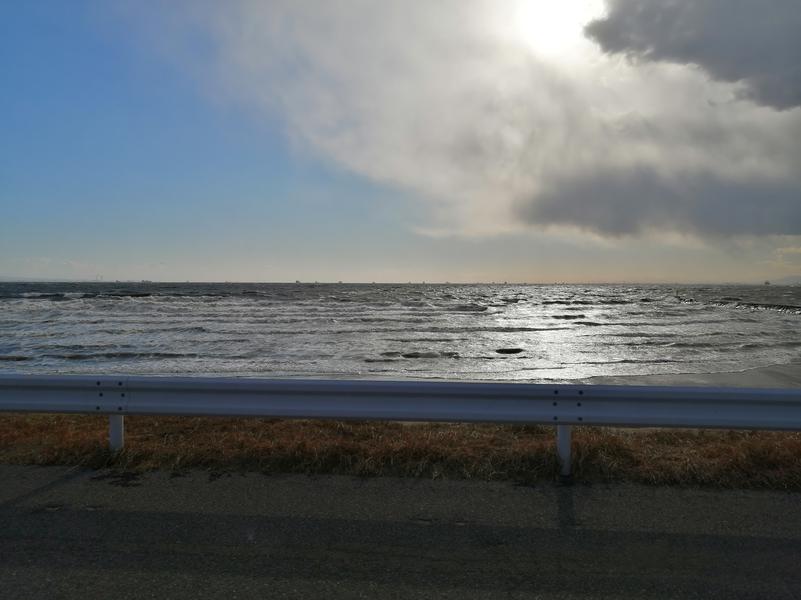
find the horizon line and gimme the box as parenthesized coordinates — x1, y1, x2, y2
(0, 277, 791, 286)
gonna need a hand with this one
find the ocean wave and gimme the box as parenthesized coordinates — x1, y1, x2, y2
(448, 304, 489, 312)
(681, 296, 801, 314)
(381, 338, 465, 342)
(738, 340, 801, 349)
(2, 282, 799, 379)
(401, 351, 460, 359)
(736, 302, 801, 313)
(565, 358, 683, 365)
(43, 352, 199, 360)
(428, 326, 571, 333)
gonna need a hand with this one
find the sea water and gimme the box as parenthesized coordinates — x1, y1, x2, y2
(1, 282, 799, 381)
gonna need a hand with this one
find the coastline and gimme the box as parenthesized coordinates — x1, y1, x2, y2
(582, 361, 801, 388)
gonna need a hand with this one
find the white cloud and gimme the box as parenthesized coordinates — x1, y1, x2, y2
(123, 0, 801, 237)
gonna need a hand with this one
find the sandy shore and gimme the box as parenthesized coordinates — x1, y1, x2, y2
(583, 361, 801, 388)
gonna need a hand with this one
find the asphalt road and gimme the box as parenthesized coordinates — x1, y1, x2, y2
(1, 465, 800, 599)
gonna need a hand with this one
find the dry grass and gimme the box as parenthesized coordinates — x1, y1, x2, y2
(1, 414, 801, 489)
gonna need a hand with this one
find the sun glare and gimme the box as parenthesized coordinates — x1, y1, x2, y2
(511, 0, 604, 59)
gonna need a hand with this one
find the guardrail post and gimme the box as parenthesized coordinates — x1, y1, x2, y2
(557, 425, 572, 477)
(109, 415, 124, 451)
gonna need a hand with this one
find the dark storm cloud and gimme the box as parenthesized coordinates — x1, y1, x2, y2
(518, 167, 801, 236)
(586, 0, 801, 110)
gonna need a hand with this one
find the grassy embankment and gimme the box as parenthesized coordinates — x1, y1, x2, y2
(2, 414, 801, 489)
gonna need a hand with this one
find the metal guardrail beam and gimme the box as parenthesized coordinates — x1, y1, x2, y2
(1, 374, 800, 475)
(1, 375, 799, 428)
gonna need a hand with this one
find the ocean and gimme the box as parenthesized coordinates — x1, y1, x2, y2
(1, 282, 799, 381)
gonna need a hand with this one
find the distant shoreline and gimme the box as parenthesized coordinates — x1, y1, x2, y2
(2, 279, 800, 285)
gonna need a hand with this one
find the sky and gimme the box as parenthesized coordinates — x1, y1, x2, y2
(1, 0, 800, 283)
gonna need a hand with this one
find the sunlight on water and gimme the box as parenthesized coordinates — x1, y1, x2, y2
(0, 282, 799, 382)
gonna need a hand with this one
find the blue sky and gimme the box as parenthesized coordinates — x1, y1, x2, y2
(2, 1, 800, 283)
(0, 2, 410, 281)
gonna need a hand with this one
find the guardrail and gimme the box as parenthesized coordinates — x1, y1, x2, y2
(1, 375, 800, 476)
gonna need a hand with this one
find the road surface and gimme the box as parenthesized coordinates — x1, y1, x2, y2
(1, 465, 800, 599)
